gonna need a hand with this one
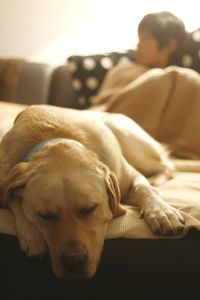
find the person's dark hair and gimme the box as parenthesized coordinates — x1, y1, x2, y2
(138, 11, 186, 49)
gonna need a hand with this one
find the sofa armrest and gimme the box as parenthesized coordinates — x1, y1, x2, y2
(16, 62, 53, 105)
(49, 65, 78, 108)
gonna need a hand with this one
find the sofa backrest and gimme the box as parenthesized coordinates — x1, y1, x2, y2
(17, 62, 53, 105)
(0, 59, 53, 105)
(49, 65, 78, 108)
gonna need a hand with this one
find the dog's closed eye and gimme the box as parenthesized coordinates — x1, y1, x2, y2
(38, 212, 59, 222)
(79, 203, 98, 217)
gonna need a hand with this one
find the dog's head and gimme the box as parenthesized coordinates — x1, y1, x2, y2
(0, 141, 125, 279)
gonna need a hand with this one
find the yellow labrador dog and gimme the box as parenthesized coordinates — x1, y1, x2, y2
(0, 105, 185, 279)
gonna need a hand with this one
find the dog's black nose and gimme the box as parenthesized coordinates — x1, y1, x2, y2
(60, 250, 87, 273)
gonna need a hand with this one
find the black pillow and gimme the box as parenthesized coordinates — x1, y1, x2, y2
(170, 28, 200, 72)
(67, 50, 135, 109)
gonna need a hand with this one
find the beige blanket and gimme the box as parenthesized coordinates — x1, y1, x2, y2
(92, 63, 200, 159)
(107, 172, 200, 239)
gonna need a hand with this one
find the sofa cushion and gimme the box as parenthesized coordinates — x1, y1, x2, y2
(67, 50, 135, 109)
(49, 65, 79, 108)
(1, 229, 200, 299)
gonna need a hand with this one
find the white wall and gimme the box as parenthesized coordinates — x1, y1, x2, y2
(0, 0, 199, 66)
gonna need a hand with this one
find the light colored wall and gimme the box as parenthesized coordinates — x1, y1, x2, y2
(0, 0, 199, 66)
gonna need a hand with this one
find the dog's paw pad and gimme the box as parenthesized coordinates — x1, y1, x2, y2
(144, 205, 185, 236)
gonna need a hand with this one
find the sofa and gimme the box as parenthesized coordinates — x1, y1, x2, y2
(1, 28, 200, 300)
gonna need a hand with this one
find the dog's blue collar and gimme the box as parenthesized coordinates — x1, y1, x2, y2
(24, 138, 67, 162)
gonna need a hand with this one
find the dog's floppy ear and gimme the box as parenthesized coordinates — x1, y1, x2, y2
(105, 171, 126, 217)
(0, 162, 30, 208)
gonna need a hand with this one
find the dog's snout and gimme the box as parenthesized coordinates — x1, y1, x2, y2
(60, 249, 87, 273)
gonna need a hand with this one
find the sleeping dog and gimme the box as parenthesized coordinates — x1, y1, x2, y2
(0, 105, 185, 278)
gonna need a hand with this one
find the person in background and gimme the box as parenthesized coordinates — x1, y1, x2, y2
(92, 11, 186, 106)
(136, 11, 186, 68)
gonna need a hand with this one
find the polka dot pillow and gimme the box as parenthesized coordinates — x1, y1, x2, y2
(171, 28, 200, 72)
(67, 50, 135, 109)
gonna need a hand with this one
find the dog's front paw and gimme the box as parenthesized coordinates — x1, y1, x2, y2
(143, 200, 185, 236)
(16, 219, 48, 257)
